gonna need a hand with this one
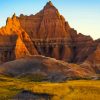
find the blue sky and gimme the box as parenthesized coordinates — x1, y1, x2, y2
(0, 0, 100, 39)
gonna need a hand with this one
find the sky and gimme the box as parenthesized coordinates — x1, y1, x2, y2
(0, 0, 100, 40)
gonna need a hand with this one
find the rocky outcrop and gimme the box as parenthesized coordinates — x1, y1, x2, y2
(13, 90, 52, 100)
(0, 0, 99, 76)
(0, 55, 95, 82)
(0, 34, 17, 63)
(15, 37, 30, 59)
(84, 44, 100, 73)
(0, 1, 99, 82)
(18, 1, 71, 39)
(69, 28, 98, 63)
(17, 1, 100, 63)
(18, 1, 73, 62)
(0, 14, 38, 63)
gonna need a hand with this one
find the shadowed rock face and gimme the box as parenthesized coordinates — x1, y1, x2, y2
(12, 90, 52, 100)
(85, 44, 100, 73)
(70, 29, 98, 63)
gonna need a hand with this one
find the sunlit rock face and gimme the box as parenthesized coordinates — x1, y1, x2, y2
(0, 14, 38, 63)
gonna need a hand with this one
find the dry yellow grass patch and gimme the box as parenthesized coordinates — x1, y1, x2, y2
(0, 75, 100, 100)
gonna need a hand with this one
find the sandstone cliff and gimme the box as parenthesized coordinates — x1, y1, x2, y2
(0, 14, 38, 63)
(18, 1, 73, 61)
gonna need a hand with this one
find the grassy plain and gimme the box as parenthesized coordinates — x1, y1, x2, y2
(0, 75, 100, 100)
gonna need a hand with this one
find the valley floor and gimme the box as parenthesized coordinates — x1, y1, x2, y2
(0, 75, 100, 100)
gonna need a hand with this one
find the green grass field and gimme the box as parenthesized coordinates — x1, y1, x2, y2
(0, 75, 100, 100)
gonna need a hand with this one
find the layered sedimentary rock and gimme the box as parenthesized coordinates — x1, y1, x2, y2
(85, 44, 100, 73)
(18, 1, 70, 39)
(18, 1, 73, 62)
(0, 1, 99, 71)
(17, 1, 100, 64)
(0, 1, 99, 80)
(0, 14, 38, 63)
(70, 28, 98, 63)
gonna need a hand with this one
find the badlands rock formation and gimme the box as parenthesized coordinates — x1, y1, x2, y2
(0, 13, 38, 63)
(18, 1, 73, 62)
(0, 1, 99, 78)
(17, 1, 99, 64)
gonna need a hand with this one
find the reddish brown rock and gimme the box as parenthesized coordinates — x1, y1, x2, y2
(0, 14, 38, 63)
(18, 1, 71, 39)
(0, 1, 99, 79)
(0, 55, 94, 81)
(85, 44, 100, 73)
(69, 28, 98, 63)
(18, 1, 73, 61)
(15, 37, 30, 59)
(0, 1, 99, 68)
